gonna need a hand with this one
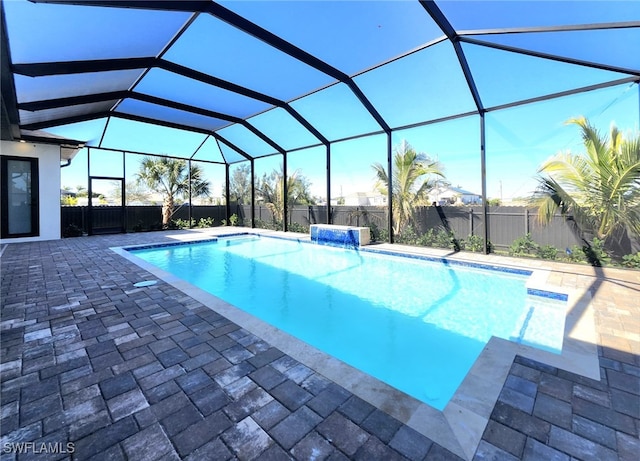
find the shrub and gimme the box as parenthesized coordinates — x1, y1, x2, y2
(221, 214, 240, 227)
(509, 233, 539, 257)
(415, 228, 460, 250)
(396, 225, 419, 245)
(565, 245, 587, 263)
(564, 238, 611, 266)
(462, 234, 486, 253)
(536, 245, 559, 260)
(288, 222, 309, 233)
(61, 196, 78, 206)
(171, 218, 195, 229)
(253, 219, 279, 230)
(622, 252, 640, 269)
(62, 223, 83, 238)
(436, 229, 460, 251)
(582, 237, 611, 267)
(416, 228, 436, 247)
(369, 223, 388, 243)
(197, 217, 214, 228)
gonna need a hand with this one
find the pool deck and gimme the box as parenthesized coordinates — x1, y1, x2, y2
(1, 228, 638, 460)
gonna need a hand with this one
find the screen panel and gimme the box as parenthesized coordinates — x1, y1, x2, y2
(116, 99, 229, 132)
(247, 108, 320, 151)
(134, 68, 273, 119)
(290, 83, 382, 141)
(217, 124, 279, 158)
(219, 0, 444, 75)
(14, 70, 144, 103)
(485, 83, 639, 205)
(355, 42, 478, 128)
(468, 28, 640, 75)
(192, 136, 226, 164)
(164, 14, 335, 100)
(100, 117, 208, 158)
(463, 43, 633, 108)
(437, 0, 640, 31)
(19, 101, 117, 126)
(3, 0, 190, 63)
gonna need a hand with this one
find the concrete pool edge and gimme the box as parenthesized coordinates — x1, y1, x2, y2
(111, 229, 600, 460)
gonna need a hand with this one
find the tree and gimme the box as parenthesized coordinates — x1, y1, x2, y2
(257, 166, 315, 224)
(372, 140, 444, 235)
(75, 185, 88, 197)
(532, 117, 640, 256)
(229, 163, 252, 204)
(136, 157, 211, 227)
(110, 181, 151, 205)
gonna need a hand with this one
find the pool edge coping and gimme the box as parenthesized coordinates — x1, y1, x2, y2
(110, 230, 600, 461)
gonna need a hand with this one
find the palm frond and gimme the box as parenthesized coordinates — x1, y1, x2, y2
(535, 117, 640, 241)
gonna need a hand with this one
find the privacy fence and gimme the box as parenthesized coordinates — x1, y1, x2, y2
(61, 205, 582, 251)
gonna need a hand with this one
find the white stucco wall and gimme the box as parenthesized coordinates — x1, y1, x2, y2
(1, 140, 62, 243)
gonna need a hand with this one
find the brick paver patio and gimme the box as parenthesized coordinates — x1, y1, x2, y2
(1, 231, 638, 460)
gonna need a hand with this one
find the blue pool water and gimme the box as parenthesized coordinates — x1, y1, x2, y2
(130, 235, 566, 410)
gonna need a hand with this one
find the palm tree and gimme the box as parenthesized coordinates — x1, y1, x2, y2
(75, 185, 88, 197)
(372, 140, 444, 236)
(136, 156, 211, 227)
(257, 166, 315, 225)
(532, 117, 640, 255)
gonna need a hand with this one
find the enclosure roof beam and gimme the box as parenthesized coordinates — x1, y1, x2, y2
(206, 1, 392, 133)
(458, 21, 640, 36)
(12, 57, 329, 146)
(20, 112, 112, 131)
(31, 0, 389, 134)
(111, 112, 254, 161)
(1, 5, 20, 139)
(18, 89, 287, 155)
(485, 76, 640, 113)
(461, 36, 640, 76)
(12, 57, 155, 77)
(17, 91, 130, 111)
(211, 133, 253, 162)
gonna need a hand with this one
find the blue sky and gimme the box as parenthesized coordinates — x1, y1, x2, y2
(5, 0, 638, 201)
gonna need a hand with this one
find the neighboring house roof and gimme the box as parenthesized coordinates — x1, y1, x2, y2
(429, 186, 481, 205)
(445, 186, 480, 196)
(341, 192, 387, 206)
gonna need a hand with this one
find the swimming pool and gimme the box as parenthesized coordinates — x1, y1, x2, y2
(129, 234, 567, 410)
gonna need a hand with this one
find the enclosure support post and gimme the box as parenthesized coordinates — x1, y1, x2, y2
(188, 159, 193, 228)
(387, 132, 394, 244)
(121, 150, 127, 232)
(225, 163, 231, 224)
(525, 208, 529, 234)
(480, 112, 488, 254)
(326, 143, 331, 224)
(283, 152, 288, 232)
(87, 147, 92, 236)
(250, 159, 255, 228)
